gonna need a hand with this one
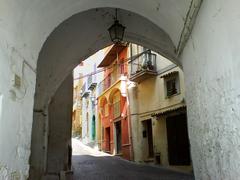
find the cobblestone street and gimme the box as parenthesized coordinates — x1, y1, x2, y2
(72, 139, 194, 180)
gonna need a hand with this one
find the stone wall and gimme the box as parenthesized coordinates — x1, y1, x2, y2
(181, 0, 240, 179)
(0, 44, 36, 179)
(1, 1, 240, 179)
(45, 74, 73, 179)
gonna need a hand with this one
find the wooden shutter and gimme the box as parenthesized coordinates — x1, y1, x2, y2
(113, 93, 121, 118)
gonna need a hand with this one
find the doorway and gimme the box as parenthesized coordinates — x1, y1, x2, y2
(105, 127, 111, 153)
(115, 121, 122, 154)
(29, 7, 179, 178)
(166, 113, 191, 165)
(92, 115, 96, 140)
(142, 119, 154, 158)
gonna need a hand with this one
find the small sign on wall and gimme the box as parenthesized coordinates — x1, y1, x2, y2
(12, 74, 21, 88)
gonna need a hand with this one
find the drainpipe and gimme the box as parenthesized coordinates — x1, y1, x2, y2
(126, 87, 134, 161)
(126, 44, 134, 161)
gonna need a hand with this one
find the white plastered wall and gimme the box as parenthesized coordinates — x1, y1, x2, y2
(181, 0, 240, 179)
(0, 41, 36, 179)
(1, 0, 240, 180)
(0, 3, 179, 178)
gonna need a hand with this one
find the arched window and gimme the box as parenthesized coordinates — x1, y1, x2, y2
(104, 103, 109, 117)
(113, 91, 121, 119)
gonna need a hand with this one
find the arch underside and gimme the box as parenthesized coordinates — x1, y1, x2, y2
(30, 6, 191, 179)
(34, 8, 178, 111)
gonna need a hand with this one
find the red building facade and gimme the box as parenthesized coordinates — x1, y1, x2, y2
(97, 44, 132, 160)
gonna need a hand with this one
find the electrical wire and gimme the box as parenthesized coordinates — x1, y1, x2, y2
(74, 49, 150, 81)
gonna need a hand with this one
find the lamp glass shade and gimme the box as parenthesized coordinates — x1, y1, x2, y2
(108, 20, 125, 43)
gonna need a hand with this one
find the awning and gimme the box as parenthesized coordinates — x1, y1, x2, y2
(98, 44, 127, 68)
(151, 104, 186, 117)
(160, 71, 178, 78)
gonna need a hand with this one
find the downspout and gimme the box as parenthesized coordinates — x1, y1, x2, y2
(176, 0, 203, 56)
(126, 89, 134, 161)
(126, 43, 134, 161)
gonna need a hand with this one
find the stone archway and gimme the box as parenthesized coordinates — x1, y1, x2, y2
(1, 1, 195, 179)
(1, 1, 240, 180)
(30, 8, 179, 179)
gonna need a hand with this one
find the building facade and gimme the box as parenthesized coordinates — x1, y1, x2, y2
(1, 2, 240, 179)
(76, 51, 104, 147)
(128, 44, 192, 172)
(72, 72, 83, 137)
(97, 44, 132, 160)
(95, 44, 191, 170)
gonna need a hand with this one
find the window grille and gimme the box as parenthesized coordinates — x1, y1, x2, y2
(166, 78, 177, 97)
(104, 104, 109, 117)
(113, 94, 121, 118)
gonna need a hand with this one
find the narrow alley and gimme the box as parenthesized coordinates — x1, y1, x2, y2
(72, 139, 194, 180)
(2, 2, 240, 180)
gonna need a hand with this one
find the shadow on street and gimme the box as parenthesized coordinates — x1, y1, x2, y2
(72, 155, 194, 180)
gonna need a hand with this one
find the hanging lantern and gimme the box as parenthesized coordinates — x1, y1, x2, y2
(108, 9, 126, 43)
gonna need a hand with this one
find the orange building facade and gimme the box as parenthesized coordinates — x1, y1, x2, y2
(97, 44, 132, 160)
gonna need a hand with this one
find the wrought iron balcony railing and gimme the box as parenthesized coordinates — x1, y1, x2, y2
(97, 69, 121, 96)
(129, 50, 157, 83)
(87, 75, 97, 90)
(81, 82, 90, 98)
(130, 50, 157, 74)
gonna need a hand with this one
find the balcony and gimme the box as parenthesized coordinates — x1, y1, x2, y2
(87, 75, 97, 90)
(81, 83, 90, 98)
(129, 51, 157, 83)
(97, 70, 122, 96)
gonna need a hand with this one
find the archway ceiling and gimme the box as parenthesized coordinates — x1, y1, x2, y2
(1, 0, 192, 68)
(34, 7, 178, 110)
(1, 1, 197, 110)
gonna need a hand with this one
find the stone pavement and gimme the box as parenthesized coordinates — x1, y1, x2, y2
(72, 139, 194, 180)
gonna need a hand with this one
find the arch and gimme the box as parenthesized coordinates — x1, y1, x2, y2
(98, 96, 108, 108)
(30, 7, 178, 179)
(108, 88, 121, 104)
(98, 96, 109, 118)
(2, 1, 239, 180)
(34, 8, 177, 111)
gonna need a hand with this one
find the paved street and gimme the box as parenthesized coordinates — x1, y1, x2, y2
(72, 138, 194, 180)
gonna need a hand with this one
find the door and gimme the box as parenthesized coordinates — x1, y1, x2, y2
(115, 121, 122, 154)
(166, 113, 191, 165)
(142, 119, 154, 158)
(105, 127, 111, 152)
(92, 115, 96, 140)
(146, 120, 154, 158)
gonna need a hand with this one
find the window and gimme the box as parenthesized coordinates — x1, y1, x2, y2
(104, 103, 109, 117)
(113, 93, 121, 119)
(113, 101, 121, 118)
(166, 78, 177, 96)
(164, 73, 180, 97)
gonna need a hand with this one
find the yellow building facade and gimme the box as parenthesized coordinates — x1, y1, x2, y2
(72, 72, 83, 137)
(128, 44, 192, 172)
